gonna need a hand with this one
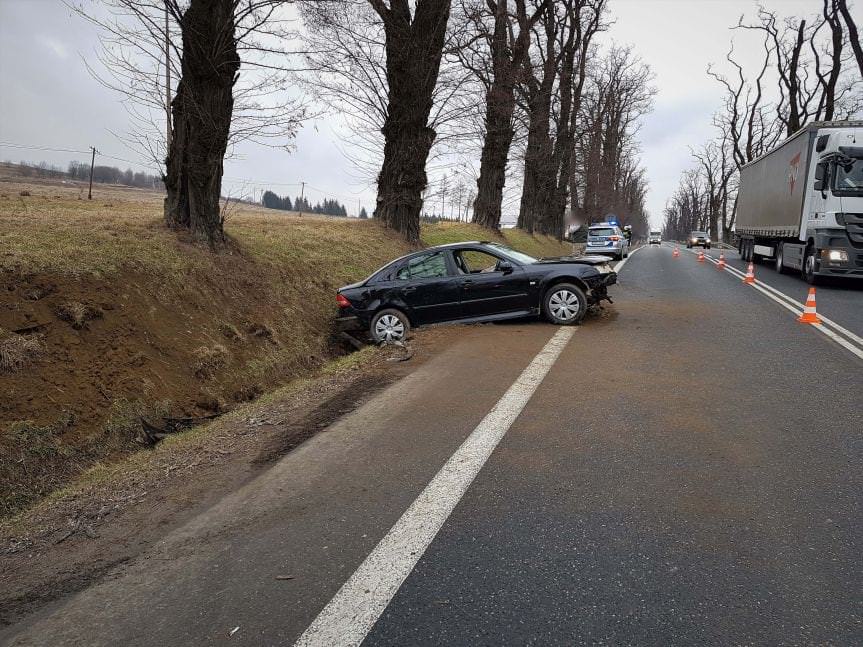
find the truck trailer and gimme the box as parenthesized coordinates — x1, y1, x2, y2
(736, 121, 863, 283)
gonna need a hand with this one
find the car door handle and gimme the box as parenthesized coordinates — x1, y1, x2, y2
(403, 286, 417, 293)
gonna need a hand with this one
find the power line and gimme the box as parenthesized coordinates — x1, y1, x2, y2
(0, 140, 152, 169)
(1, 140, 370, 209)
(0, 141, 91, 155)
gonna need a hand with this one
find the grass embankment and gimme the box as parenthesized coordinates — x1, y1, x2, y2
(0, 179, 570, 517)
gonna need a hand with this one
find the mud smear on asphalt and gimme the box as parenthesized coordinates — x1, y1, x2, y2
(0, 328, 453, 630)
(252, 372, 398, 465)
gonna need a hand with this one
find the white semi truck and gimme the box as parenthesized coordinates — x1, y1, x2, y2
(736, 120, 863, 283)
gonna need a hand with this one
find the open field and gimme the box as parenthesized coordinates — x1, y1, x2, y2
(0, 171, 573, 517)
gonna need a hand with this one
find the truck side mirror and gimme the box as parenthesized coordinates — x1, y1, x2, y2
(814, 163, 826, 193)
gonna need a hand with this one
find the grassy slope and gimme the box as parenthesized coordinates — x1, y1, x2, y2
(0, 179, 569, 516)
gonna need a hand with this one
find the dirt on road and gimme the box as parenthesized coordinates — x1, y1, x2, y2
(0, 328, 453, 628)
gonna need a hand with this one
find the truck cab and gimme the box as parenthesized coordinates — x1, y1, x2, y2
(805, 131, 863, 279)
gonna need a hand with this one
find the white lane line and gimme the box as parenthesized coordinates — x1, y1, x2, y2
(702, 254, 863, 345)
(694, 251, 863, 360)
(613, 244, 646, 273)
(293, 326, 576, 647)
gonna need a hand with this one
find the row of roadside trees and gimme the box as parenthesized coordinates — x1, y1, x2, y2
(81, 0, 655, 247)
(663, 1, 863, 243)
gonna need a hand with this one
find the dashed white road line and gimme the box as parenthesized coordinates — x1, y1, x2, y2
(681, 246, 863, 361)
(293, 326, 576, 647)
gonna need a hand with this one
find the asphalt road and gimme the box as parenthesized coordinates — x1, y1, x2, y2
(3, 244, 862, 646)
(672, 241, 863, 340)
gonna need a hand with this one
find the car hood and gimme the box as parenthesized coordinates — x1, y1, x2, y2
(534, 255, 614, 266)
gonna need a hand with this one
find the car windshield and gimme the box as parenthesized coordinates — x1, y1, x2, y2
(650, 231, 661, 236)
(589, 227, 616, 237)
(691, 232, 707, 237)
(484, 243, 537, 265)
(833, 159, 863, 195)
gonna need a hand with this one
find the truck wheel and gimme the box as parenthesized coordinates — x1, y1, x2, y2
(775, 243, 787, 274)
(802, 247, 820, 285)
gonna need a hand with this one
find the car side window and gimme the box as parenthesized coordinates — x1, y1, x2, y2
(396, 252, 449, 280)
(455, 250, 500, 274)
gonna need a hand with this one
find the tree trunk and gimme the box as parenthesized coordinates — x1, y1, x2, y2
(472, 0, 542, 231)
(472, 95, 516, 231)
(163, 0, 239, 247)
(372, 0, 450, 243)
(517, 42, 556, 234)
(838, 0, 863, 78)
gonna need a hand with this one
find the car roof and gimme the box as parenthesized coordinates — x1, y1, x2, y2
(427, 240, 494, 249)
(378, 241, 497, 268)
(589, 223, 618, 228)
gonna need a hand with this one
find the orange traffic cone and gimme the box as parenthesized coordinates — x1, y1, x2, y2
(698, 249, 705, 262)
(672, 247, 680, 258)
(742, 262, 755, 284)
(717, 252, 726, 269)
(798, 287, 822, 324)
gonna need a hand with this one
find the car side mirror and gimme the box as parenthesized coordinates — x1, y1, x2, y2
(498, 261, 514, 275)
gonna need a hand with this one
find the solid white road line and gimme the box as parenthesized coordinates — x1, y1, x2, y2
(692, 250, 863, 360)
(293, 326, 577, 647)
(613, 244, 646, 273)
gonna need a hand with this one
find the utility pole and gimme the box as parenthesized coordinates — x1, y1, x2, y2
(299, 181, 305, 214)
(87, 146, 97, 200)
(165, 2, 172, 150)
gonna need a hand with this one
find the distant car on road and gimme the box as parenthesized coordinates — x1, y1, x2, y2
(686, 231, 711, 249)
(585, 223, 630, 260)
(336, 241, 617, 342)
(649, 231, 662, 245)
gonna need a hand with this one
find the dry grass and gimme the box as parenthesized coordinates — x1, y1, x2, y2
(0, 328, 44, 373)
(0, 413, 79, 517)
(192, 344, 230, 379)
(55, 302, 103, 330)
(0, 175, 575, 518)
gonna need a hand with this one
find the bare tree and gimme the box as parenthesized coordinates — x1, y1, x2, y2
(570, 47, 654, 235)
(468, 0, 548, 231)
(72, 0, 307, 247)
(737, 4, 861, 136)
(516, 0, 606, 237)
(367, 0, 452, 242)
(300, 1, 473, 187)
(837, 0, 863, 78)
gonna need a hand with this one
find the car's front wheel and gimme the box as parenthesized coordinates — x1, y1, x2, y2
(370, 308, 410, 343)
(543, 283, 587, 326)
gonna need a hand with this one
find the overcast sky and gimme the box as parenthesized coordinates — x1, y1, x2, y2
(0, 0, 825, 227)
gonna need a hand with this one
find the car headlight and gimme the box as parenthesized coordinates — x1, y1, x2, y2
(825, 249, 848, 262)
(706, 238, 711, 243)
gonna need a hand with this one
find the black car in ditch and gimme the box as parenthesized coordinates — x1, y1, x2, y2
(336, 241, 617, 342)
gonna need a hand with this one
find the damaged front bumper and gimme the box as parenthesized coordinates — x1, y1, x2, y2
(585, 271, 617, 305)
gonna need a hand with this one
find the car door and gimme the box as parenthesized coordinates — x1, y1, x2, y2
(454, 248, 531, 317)
(393, 251, 462, 325)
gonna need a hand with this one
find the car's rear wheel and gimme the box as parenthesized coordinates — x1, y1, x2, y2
(370, 309, 410, 343)
(543, 283, 587, 325)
